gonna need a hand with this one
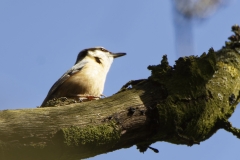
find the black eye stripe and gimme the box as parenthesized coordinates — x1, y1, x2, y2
(94, 57, 101, 64)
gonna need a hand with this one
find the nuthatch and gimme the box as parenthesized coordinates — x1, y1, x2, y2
(41, 47, 126, 107)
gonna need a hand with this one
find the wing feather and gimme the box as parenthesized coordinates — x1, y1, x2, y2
(41, 60, 88, 106)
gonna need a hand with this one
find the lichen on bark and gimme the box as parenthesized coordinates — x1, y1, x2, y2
(61, 121, 121, 147)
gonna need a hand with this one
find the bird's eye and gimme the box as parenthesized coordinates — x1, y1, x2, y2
(95, 57, 101, 64)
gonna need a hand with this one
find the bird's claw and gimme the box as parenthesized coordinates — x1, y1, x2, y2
(77, 95, 101, 102)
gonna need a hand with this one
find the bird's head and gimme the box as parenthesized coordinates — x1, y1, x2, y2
(75, 47, 126, 71)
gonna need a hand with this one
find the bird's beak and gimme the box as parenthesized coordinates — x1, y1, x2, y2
(111, 52, 126, 58)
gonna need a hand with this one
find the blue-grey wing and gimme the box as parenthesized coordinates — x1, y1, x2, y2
(45, 60, 88, 97)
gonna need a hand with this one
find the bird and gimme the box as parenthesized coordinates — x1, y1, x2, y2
(40, 47, 126, 107)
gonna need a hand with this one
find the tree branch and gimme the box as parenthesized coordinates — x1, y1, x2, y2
(1, 25, 240, 160)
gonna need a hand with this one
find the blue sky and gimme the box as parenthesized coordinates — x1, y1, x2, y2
(0, 1, 240, 160)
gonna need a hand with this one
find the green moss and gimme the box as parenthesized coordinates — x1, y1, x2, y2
(147, 47, 240, 145)
(148, 48, 216, 99)
(224, 24, 240, 50)
(129, 25, 240, 146)
(43, 97, 77, 107)
(61, 121, 120, 146)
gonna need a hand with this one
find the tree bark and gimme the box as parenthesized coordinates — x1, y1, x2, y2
(1, 25, 240, 160)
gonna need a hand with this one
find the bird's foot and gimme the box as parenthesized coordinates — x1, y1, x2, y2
(75, 94, 101, 102)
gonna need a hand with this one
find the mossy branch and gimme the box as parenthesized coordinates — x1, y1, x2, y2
(0, 25, 240, 160)
(218, 119, 240, 139)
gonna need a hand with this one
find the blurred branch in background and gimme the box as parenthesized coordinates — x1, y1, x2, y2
(172, 0, 229, 57)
